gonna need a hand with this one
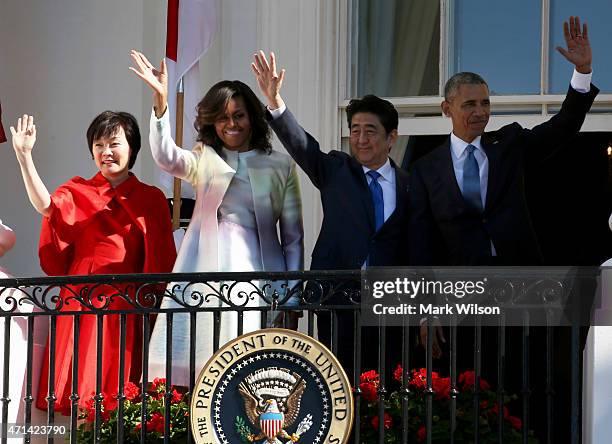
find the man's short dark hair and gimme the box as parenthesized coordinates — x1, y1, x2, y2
(346, 95, 398, 134)
(86, 111, 141, 169)
(444, 72, 489, 101)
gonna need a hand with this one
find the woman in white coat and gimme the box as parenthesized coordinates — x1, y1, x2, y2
(130, 51, 304, 385)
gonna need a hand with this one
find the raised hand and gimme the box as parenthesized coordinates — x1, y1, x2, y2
(10, 114, 37, 156)
(251, 50, 285, 109)
(129, 50, 169, 117)
(556, 16, 592, 74)
(10, 114, 51, 216)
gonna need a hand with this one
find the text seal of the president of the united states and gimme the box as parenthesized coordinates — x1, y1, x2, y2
(190, 328, 353, 444)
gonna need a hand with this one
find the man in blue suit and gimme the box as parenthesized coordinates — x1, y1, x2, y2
(252, 51, 410, 381)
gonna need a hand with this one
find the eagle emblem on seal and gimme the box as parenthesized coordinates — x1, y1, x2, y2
(237, 367, 313, 443)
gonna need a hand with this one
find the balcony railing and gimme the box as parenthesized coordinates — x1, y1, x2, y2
(0, 269, 589, 444)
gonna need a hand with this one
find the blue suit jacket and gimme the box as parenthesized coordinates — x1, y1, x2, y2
(269, 108, 410, 269)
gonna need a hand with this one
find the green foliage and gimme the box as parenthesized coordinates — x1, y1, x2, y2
(235, 415, 253, 442)
(76, 378, 190, 443)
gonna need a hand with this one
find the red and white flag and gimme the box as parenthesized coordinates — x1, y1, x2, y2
(161, 0, 218, 197)
(0, 101, 6, 144)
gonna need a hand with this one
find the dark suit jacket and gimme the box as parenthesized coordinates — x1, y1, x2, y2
(409, 84, 599, 266)
(269, 108, 410, 269)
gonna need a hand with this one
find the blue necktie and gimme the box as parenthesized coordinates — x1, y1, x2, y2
(367, 170, 384, 231)
(463, 144, 483, 213)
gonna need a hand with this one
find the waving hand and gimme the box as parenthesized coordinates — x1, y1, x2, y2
(251, 50, 286, 110)
(9, 115, 51, 216)
(10, 114, 36, 155)
(129, 50, 169, 117)
(556, 16, 592, 74)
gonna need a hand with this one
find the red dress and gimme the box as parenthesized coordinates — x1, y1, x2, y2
(36, 172, 176, 414)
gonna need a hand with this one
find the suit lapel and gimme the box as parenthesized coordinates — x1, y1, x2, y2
(481, 133, 500, 211)
(437, 138, 465, 206)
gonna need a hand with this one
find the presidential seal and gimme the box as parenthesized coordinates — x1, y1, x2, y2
(191, 329, 353, 444)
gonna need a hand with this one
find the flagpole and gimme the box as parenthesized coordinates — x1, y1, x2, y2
(172, 77, 184, 230)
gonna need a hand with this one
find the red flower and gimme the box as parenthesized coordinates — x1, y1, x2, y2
(360, 370, 379, 384)
(409, 368, 439, 390)
(371, 412, 393, 430)
(83, 392, 96, 422)
(124, 382, 140, 401)
(480, 400, 489, 409)
(417, 425, 426, 442)
(86, 408, 95, 423)
(359, 381, 378, 402)
(432, 376, 451, 400)
(507, 415, 522, 430)
(416, 368, 440, 379)
(102, 393, 118, 412)
(358, 370, 380, 402)
(171, 389, 183, 404)
(148, 412, 165, 434)
(458, 370, 490, 391)
(152, 377, 166, 392)
(393, 364, 404, 383)
(134, 422, 142, 433)
(491, 403, 510, 418)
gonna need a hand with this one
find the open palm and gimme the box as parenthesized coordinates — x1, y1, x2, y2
(556, 16, 592, 73)
(130, 50, 168, 99)
(251, 50, 285, 107)
(10, 115, 37, 155)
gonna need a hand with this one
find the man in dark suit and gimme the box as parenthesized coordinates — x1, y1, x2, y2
(408, 16, 597, 441)
(409, 16, 596, 267)
(252, 51, 409, 380)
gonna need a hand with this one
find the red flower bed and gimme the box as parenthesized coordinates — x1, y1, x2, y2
(76, 378, 190, 443)
(358, 366, 538, 443)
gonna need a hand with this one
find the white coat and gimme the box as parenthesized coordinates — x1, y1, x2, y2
(146, 110, 304, 385)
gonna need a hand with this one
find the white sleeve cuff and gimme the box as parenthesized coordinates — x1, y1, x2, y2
(268, 103, 287, 120)
(150, 107, 170, 125)
(570, 69, 592, 93)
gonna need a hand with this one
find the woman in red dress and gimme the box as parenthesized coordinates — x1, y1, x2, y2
(10, 111, 176, 414)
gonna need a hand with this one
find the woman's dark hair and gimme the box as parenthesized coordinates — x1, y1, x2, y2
(194, 80, 271, 154)
(86, 111, 141, 168)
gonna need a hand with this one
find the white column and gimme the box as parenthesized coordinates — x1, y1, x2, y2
(583, 263, 612, 444)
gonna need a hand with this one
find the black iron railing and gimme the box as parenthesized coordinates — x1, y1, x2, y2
(0, 270, 585, 444)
